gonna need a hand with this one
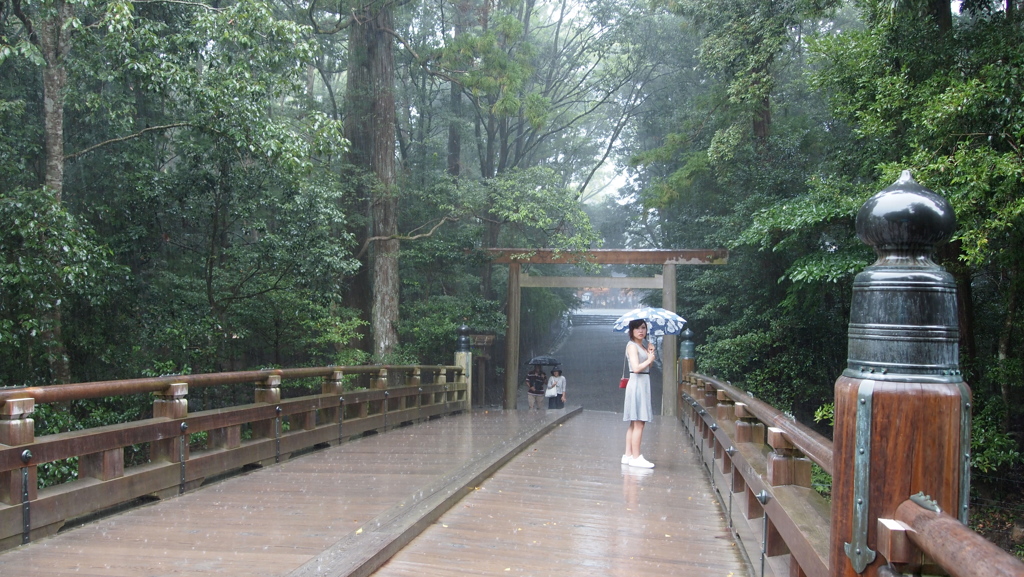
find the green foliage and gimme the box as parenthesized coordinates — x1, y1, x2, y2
(399, 296, 505, 364)
(813, 402, 835, 427)
(811, 462, 832, 500)
(485, 167, 601, 252)
(972, 399, 1023, 474)
(801, 3, 1024, 475)
(442, 13, 534, 102)
(302, 306, 370, 366)
(0, 187, 127, 385)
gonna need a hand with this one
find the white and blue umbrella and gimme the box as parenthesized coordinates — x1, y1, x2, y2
(612, 307, 687, 336)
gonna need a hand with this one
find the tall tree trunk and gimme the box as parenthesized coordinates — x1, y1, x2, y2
(751, 48, 773, 146)
(478, 106, 499, 300)
(447, 81, 462, 176)
(348, 2, 398, 359)
(446, 1, 466, 177)
(35, 0, 73, 384)
(342, 15, 375, 354)
(753, 94, 771, 143)
(997, 265, 1019, 433)
(370, 5, 398, 359)
(927, 0, 952, 35)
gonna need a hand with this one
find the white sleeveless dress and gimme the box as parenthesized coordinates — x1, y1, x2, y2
(622, 341, 653, 422)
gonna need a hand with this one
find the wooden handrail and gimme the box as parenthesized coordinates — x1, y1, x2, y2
(894, 499, 1024, 577)
(680, 374, 833, 577)
(0, 365, 462, 407)
(692, 374, 834, 474)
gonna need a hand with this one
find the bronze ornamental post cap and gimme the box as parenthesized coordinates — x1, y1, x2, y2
(856, 170, 956, 253)
(845, 170, 961, 381)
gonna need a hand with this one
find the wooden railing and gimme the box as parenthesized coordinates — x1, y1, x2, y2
(680, 373, 833, 577)
(0, 364, 468, 551)
(680, 373, 1024, 577)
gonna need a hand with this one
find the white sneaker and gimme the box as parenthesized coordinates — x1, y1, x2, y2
(628, 455, 654, 469)
(621, 454, 630, 464)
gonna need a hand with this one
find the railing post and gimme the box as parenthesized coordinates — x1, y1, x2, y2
(437, 368, 447, 406)
(151, 383, 188, 463)
(455, 324, 472, 409)
(0, 399, 36, 505)
(321, 370, 343, 438)
(831, 172, 969, 577)
(734, 402, 765, 445)
(715, 389, 734, 422)
(373, 368, 388, 390)
(766, 427, 811, 488)
(677, 328, 695, 416)
(504, 262, 521, 410)
(694, 378, 707, 407)
(661, 262, 678, 417)
(252, 374, 281, 439)
(408, 369, 422, 422)
(703, 379, 718, 408)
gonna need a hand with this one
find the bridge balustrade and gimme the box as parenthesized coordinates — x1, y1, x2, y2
(680, 372, 833, 577)
(0, 364, 467, 550)
(680, 372, 1024, 577)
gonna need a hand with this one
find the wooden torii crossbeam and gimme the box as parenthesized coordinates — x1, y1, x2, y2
(485, 248, 728, 265)
(486, 248, 728, 415)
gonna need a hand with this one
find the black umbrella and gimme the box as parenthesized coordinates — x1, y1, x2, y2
(526, 355, 560, 366)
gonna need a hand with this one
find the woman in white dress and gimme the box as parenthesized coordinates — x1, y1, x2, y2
(622, 319, 656, 468)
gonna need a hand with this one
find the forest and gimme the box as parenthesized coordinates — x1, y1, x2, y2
(1, 0, 1023, 551)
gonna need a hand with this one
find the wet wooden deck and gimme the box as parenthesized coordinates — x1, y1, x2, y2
(0, 409, 749, 577)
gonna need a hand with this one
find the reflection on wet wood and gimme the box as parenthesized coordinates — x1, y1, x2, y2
(0, 411, 565, 576)
(373, 412, 748, 577)
(0, 411, 749, 577)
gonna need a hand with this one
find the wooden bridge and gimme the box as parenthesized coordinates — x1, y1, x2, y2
(0, 395, 748, 576)
(0, 359, 1021, 577)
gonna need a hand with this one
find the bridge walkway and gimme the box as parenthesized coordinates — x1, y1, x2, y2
(0, 409, 749, 577)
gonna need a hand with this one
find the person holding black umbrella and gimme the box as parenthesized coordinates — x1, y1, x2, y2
(524, 364, 547, 411)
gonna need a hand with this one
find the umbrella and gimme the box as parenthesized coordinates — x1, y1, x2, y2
(612, 307, 686, 336)
(526, 355, 561, 366)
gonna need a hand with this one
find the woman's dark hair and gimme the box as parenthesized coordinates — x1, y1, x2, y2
(627, 319, 646, 333)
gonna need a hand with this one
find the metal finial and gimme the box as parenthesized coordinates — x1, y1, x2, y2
(456, 324, 471, 352)
(845, 171, 960, 382)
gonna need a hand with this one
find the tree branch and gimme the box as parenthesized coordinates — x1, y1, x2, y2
(64, 122, 192, 160)
(308, 0, 352, 35)
(131, 0, 222, 9)
(11, 0, 37, 45)
(355, 216, 459, 259)
(380, 26, 423, 63)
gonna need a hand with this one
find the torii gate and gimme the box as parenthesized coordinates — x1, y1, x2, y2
(486, 248, 728, 417)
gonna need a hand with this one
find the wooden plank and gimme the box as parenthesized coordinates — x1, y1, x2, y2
(0, 411, 586, 576)
(288, 407, 582, 577)
(373, 412, 749, 577)
(0, 411, 752, 577)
